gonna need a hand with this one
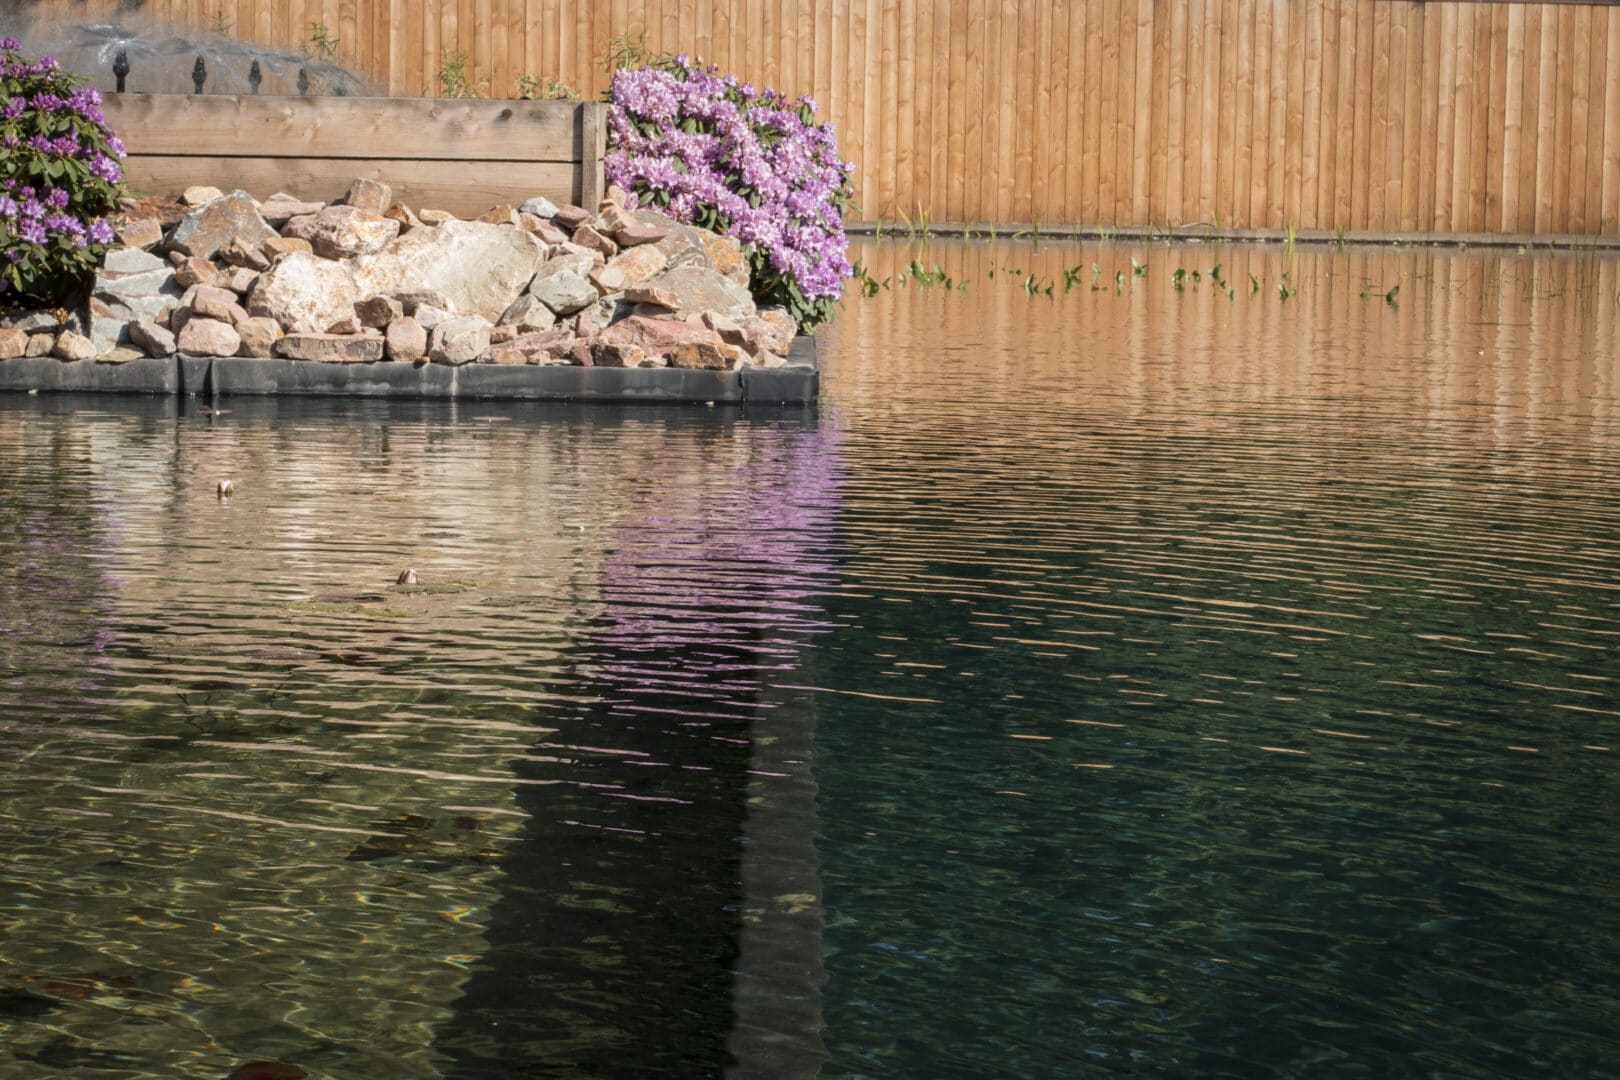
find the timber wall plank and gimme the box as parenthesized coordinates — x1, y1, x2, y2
(49, 0, 1620, 235)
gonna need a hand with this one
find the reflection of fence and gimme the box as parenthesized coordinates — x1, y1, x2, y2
(101, 94, 606, 215)
(57, 0, 1620, 236)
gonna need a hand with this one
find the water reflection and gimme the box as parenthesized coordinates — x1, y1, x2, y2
(0, 399, 838, 1079)
(811, 239, 1620, 1077)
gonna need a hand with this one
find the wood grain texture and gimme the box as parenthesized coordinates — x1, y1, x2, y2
(81, 0, 1620, 234)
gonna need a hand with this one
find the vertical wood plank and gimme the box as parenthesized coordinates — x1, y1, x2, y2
(1534, 3, 1556, 231)
(1500, 5, 1524, 233)
(1300, 0, 1323, 227)
(1198, 0, 1219, 222)
(1518, 4, 1542, 233)
(1604, 12, 1620, 231)
(1447, 6, 1471, 233)
(1150, 0, 1173, 226)
(1270, 0, 1292, 227)
(932, 0, 952, 221)
(1014, 0, 1036, 222)
(1551, 8, 1574, 233)
(1332, 0, 1356, 228)
(1083, 0, 1104, 221)
(964, 0, 984, 223)
(1132, 0, 1155, 224)
(1367, 1, 1389, 229)
(997, 0, 1018, 222)
(1219, 0, 1242, 226)
(1584, 6, 1607, 234)
(1116, 0, 1138, 222)
(1398, 3, 1423, 230)
(1352, 0, 1376, 229)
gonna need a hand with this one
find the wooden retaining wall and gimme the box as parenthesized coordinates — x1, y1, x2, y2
(52, 0, 1620, 235)
(100, 94, 607, 216)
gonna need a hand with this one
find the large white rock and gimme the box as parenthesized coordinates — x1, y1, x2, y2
(354, 220, 545, 325)
(246, 251, 364, 333)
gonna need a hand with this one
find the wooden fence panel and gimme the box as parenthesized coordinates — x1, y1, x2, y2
(44, 0, 1620, 235)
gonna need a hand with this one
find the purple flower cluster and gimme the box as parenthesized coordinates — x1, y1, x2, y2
(604, 57, 855, 331)
(0, 36, 127, 301)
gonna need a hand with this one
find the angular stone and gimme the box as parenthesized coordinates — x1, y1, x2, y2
(190, 286, 249, 325)
(224, 268, 261, 296)
(590, 245, 668, 295)
(615, 222, 669, 248)
(218, 237, 270, 271)
(487, 347, 530, 365)
(519, 196, 559, 219)
(275, 333, 385, 363)
(246, 251, 364, 333)
(259, 198, 325, 226)
(701, 311, 748, 347)
(505, 327, 578, 360)
(102, 346, 145, 363)
(51, 331, 97, 360)
(553, 204, 593, 230)
(527, 269, 596, 316)
(169, 190, 278, 261)
(640, 264, 756, 322)
(86, 295, 133, 353)
(26, 333, 55, 357)
(355, 295, 404, 329)
(104, 247, 168, 274)
(630, 285, 684, 312)
(262, 236, 313, 260)
(699, 231, 750, 286)
(384, 289, 451, 315)
(307, 205, 401, 259)
(590, 341, 646, 368)
(749, 306, 798, 356)
(383, 202, 422, 231)
(557, 242, 607, 270)
(340, 177, 392, 215)
(384, 316, 428, 362)
(0, 328, 27, 358)
(413, 304, 453, 330)
(477, 204, 520, 226)
(595, 204, 635, 236)
(114, 217, 164, 250)
(597, 314, 724, 360)
(570, 223, 618, 258)
(119, 194, 188, 229)
(488, 324, 518, 344)
(669, 339, 744, 370)
(235, 317, 281, 357)
(182, 185, 225, 206)
(3, 311, 61, 333)
(173, 256, 217, 289)
(497, 293, 557, 332)
(282, 214, 320, 241)
(176, 317, 241, 357)
(602, 183, 628, 209)
(418, 208, 455, 225)
(353, 220, 545, 324)
(326, 316, 364, 335)
(519, 213, 569, 246)
(428, 316, 491, 365)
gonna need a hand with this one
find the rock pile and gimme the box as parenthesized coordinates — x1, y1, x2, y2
(0, 181, 801, 371)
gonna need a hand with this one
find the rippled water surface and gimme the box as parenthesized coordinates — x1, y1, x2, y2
(2, 240, 1618, 1078)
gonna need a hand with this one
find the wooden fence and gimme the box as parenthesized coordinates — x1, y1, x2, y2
(48, 0, 1620, 235)
(100, 94, 607, 215)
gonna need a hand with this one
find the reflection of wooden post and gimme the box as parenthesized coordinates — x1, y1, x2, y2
(578, 101, 608, 209)
(726, 679, 827, 1079)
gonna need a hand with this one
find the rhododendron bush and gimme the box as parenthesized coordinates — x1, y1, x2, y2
(604, 57, 854, 333)
(0, 37, 126, 303)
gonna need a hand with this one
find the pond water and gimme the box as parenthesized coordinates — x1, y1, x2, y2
(1, 240, 1617, 1078)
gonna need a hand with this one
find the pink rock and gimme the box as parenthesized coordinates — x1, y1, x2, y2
(384, 316, 428, 362)
(275, 333, 386, 362)
(553, 204, 593, 230)
(235, 316, 281, 357)
(173, 256, 217, 289)
(669, 340, 744, 370)
(570, 223, 619, 258)
(0, 328, 27, 359)
(340, 178, 393, 216)
(177, 317, 241, 357)
(597, 314, 723, 360)
(614, 222, 669, 247)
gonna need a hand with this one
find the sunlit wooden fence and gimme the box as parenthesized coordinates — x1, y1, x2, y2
(50, 0, 1620, 235)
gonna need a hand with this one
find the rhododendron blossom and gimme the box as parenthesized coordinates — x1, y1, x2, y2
(604, 57, 854, 332)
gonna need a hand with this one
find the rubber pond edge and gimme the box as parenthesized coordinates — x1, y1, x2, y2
(0, 335, 818, 405)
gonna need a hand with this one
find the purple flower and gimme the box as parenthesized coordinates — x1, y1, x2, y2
(88, 218, 115, 245)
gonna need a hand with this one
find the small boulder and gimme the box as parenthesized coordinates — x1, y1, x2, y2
(589, 245, 668, 295)
(355, 295, 404, 329)
(259, 198, 325, 226)
(326, 316, 364, 336)
(615, 222, 669, 248)
(52, 331, 97, 361)
(235, 316, 281, 357)
(383, 202, 423, 231)
(103, 247, 167, 275)
(570, 223, 618, 258)
(429, 316, 491, 365)
(553, 204, 593, 230)
(176, 317, 241, 357)
(247, 250, 364, 333)
(275, 333, 385, 363)
(219, 237, 271, 271)
(520, 196, 560, 219)
(639, 264, 756, 322)
(669, 340, 744, 370)
(590, 341, 646, 368)
(497, 293, 558, 332)
(596, 314, 724, 360)
(308, 205, 401, 259)
(224, 268, 261, 296)
(169, 190, 278, 261)
(181, 185, 225, 206)
(627, 284, 682, 311)
(189, 285, 249, 326)
(384, 316, 428, 362)
(340, 178, 393, 216)
(114, 217, 164, 250)
(262, 236, 313, 260)
(127, 318, 175, 357)
(418, 208, 455, 225)
(477, 204, 520, 226)
(0, 328, 28, 358)
(173, 256, 217, 289)
(518, 213, 569, 246)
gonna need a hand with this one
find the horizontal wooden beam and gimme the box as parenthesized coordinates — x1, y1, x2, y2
(121, 156, 580, 216)
(102, 94, 586, 162)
